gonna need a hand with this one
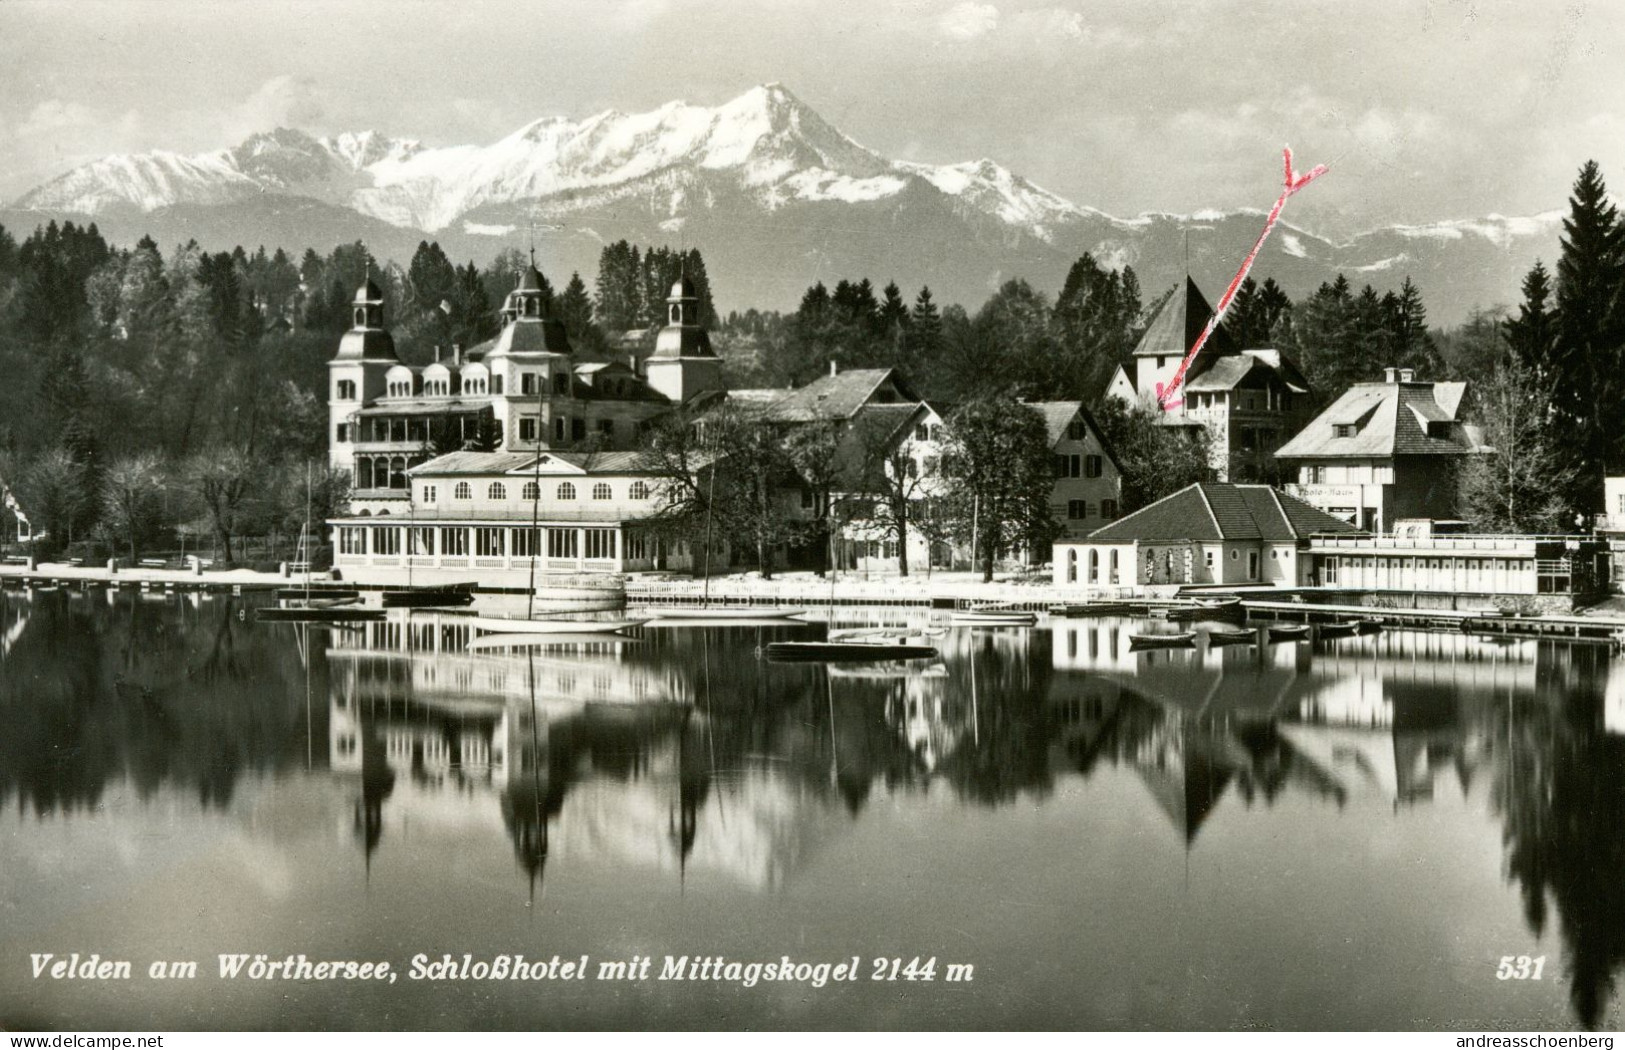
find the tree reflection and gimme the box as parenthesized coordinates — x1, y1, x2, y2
(0, 591, 318, 815)
(1491, 669, 1625, 1030)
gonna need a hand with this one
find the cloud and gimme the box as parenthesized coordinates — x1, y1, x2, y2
(939, 1, 998, 40)
(10, 99, 147, 184)
(222, 75, 328, 138)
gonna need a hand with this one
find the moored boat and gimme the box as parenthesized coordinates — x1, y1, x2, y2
(256, 606, 386, 623)
(1267, 623, 1312, 642)
(1128, 631, 1197, 650)
(275, 586, 359, 602)
(642, 606, 806, 621)
(1206, 626, 1256, 646)
(952, 608, 1038, 626)
(381, 584, 476, 608)
(765, 640, 938, 663)
(464, 614, 645, 635)
(1048, 602, 1133, 617)
(1356, 618, 1384, 635)
(1317, 620, 1360, 638)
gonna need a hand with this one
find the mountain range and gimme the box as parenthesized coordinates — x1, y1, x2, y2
(2, 84, 1561, 324)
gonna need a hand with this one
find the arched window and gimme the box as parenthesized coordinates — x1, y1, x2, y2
(1088, 549, 1099, 583)
(488, 483, 507, 501)
(1066, 549, 1077, 584)
(522, 481, 539, 502)
(592, 483, 612, 500)
(629, 481, 650, 500)
(454, 482, 472, 500)
(557, 483, 576, 501)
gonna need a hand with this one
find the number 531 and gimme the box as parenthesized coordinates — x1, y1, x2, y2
(1496, 955, 1546, 980)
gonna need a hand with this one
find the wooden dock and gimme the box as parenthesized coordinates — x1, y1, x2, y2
(1241, 598, 1625, 647)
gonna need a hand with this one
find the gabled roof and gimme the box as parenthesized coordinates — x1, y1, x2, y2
(1132, 277, 1236, 359)
(1024, 400, 1122, 473)
(1276, 379, 1480, 460)
(833, 403, 933, 489)
(1029, 401, 1085, 446)
(751, 368, 918, 422)
(1085, 483, 1364, 543)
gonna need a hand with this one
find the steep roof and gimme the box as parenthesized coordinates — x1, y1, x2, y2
(1029, 401, 1084, 446)
(1276, 379, 1480, 460)
(752, 368, 917, 422)
(1132, 277, 1236, 359)
(832, 403, 931, 489)
(1086, 483, 1363, 542)
(1024, 400, 1123, 472)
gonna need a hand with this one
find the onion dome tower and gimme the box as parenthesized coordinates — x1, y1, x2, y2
(645, 276, 722, 404)
(329, 274, 404, 479)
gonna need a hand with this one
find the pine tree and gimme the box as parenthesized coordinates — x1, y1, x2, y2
(557, 272, 595, 340)
(908, 286, 943, 365)
(879, 281, 909, 334)
(1390, 277, 1441, 377)
(1551, 160, 1625, 512)
(682, 248, 719, 327)
(407, 240, 458, 315)
(1257, 278, 1291, 339)
(1504, 260, 1557, 375)
(798, 281, 830, 322)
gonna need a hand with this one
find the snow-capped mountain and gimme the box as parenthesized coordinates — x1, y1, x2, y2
(3, 84, 1563, 322)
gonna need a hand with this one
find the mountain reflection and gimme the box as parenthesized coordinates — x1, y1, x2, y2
(2, 589, 1623, 1026)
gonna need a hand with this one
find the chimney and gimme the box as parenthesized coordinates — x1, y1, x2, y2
(1398, 367, 1415, 383)
(829, 361, 838, 378)
(433, 344, 442, 363)
(452, 343, 463, 366)
(1383, 367, 1399, 384)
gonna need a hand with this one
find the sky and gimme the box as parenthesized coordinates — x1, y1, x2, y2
(2, 0, 1622, 237)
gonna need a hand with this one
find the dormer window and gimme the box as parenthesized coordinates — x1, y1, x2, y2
(1333, 423, 1357, 438)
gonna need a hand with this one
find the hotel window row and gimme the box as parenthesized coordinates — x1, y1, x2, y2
(336, 525, 621, 561)
(422, 480, 653, 504)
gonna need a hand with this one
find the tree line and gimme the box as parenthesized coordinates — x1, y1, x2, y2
(1452, 161, 1625, 532)
(11, 174, 1586, 566)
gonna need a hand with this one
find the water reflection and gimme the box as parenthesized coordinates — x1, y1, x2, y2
(2, 590, 1622, 1029)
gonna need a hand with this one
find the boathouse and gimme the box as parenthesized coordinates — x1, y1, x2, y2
(1052, 482, 1363, 589)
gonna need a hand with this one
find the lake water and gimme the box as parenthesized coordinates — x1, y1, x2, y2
(2, 587, 1623, 1031)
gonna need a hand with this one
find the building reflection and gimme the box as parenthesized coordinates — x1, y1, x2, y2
(322, 612, 868, 891)
(1040, 618, 1625, 1028)
(4, 589, 1623, 1028)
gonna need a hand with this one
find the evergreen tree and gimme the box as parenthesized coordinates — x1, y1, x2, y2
(451, 261, 496, 345)
(1052, 252, 1141, 397)
(594, 240, 640, 330)
(1551, 160, 1625, 513)
(798, 281, 830, 321)
(1390, 277, 1443, 377)
(407, 240, 458, 315)
(907, 286, 943, 367)
(557, 272, 596, 341)
(681, 248, 719, 327)
(879, 281, 909, 336)
(1504, 260, 1558, 375)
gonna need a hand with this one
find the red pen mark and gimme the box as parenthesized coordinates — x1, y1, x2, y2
(1157, 147, 1328, 411)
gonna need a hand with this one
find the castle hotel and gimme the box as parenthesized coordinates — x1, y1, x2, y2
(327, 262, 724, 578)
